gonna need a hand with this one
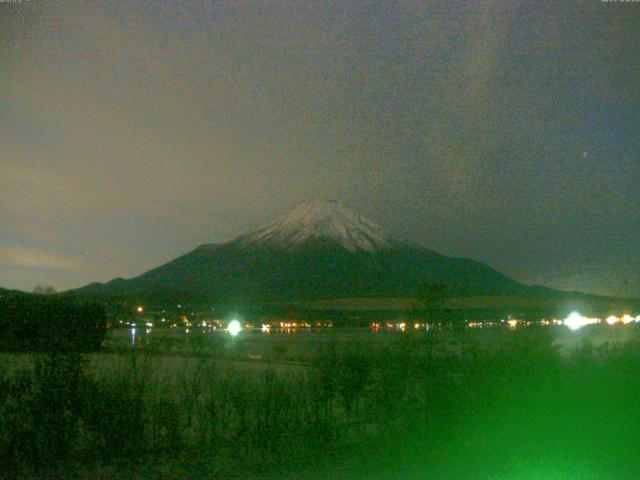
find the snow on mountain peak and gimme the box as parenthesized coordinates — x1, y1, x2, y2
(238, 199, 397, 252)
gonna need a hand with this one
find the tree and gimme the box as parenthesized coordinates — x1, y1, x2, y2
(0, 295, 107, 352)
(33, 284, 57, 295)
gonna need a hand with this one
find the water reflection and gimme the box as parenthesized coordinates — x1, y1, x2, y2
(130, 327, 154, 347)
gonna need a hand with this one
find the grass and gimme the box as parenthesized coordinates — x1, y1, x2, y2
(2, 325, 640, 478)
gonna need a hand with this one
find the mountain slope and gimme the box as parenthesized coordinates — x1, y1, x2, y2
(76, 200, 528, 301)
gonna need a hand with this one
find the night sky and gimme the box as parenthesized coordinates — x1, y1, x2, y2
(2, 0, 639, 296)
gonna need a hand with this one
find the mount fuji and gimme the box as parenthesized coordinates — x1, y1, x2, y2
(236, 199, 399, 252)
(76, 200, 530, 301)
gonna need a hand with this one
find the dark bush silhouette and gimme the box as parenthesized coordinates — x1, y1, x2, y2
(0, 295, 107, 352)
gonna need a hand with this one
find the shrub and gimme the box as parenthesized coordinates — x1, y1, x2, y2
(0, 296, 107, 352)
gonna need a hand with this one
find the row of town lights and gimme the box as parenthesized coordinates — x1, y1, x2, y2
(564, 312, 640, 331)
(134, 306, 638, 334)
(136, 306, 242, 335)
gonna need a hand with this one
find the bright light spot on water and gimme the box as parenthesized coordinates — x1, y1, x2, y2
(564, 312, 598, 331)
(228, 319, 242, 336)
(606, 315, 619, 325)
(621, 314, 634, 324)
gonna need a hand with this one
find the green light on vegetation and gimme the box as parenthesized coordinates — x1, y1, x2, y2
(492, 457, 603, 480)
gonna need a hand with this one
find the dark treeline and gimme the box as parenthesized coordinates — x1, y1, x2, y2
(0, 295, 107, 352)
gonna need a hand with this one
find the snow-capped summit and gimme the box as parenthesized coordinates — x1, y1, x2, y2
(237, 199, 398, 252)
(77, 198, 529, 300)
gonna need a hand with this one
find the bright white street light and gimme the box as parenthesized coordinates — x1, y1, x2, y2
(606, 315, 619, 325)
(228, 319, 242, 336)
(563, 311, 598, 331)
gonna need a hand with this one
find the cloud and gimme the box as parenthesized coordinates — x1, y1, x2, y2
(2, 163, 69, 197)
(0, 244, 80, 271)
(1, 0, 638, 296)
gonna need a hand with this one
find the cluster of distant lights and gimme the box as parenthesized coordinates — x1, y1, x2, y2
(131, 306, 272, 337)
(370, 314, 640, 333)
(465, 313, 640, 331)
(122, 313, 331, 336)
(128, 305, 640, 335)
(371, 322, 431, 331)
(562, 312, 640, 331)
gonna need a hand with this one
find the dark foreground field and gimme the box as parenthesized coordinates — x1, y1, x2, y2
(2, 326, 640, 479)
